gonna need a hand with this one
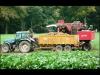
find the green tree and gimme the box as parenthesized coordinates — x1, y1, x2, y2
(1, 6, 99, 34)
(0, 6, 19, 33)
(0, 6, 28, 33)
(26, 6, 47, 33)
(59, 6, 96, 22)
(14, 6, 28, 31)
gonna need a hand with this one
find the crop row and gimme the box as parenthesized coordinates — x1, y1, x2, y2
(0, 50, 99, 69)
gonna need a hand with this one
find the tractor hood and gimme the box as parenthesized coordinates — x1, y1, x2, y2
(4, 38, 15, 44)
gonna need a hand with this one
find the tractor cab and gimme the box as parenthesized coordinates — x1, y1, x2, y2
(46, 24, 57, 32)
(16, 31, 32, 40)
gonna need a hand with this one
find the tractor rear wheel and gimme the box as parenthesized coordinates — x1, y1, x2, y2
(1, 43, 10, 53)
(19, 41, 31, 53)
(55, 45, 63, 51)
(64, 45, 72, 51)
(82, 43, 91, 51)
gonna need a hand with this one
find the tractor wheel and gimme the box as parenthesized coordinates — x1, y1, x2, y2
(1, 43, 10, 53)
(64, 45, 72, 51)
(82, 43, 91, 51)
(55, 45, 63, 51)
(19, 41, 31, 53)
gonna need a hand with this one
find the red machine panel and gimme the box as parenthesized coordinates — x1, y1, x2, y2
(64, 23, 72, 32)
(77, 30, 95, 40)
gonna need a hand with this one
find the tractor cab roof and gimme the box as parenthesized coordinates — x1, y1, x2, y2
(16, 31, 30, 34)
(46, 24, 57, 27)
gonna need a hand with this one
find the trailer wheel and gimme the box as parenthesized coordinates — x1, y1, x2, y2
(1, 43, 10, 53)
(19, 41, 31, 53)
(55, 45, 63, 51)
(64, 45, 72, 51)
(82, 43, 91, 51)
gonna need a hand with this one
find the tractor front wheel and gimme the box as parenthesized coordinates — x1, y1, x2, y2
(19, 41, 31, 53)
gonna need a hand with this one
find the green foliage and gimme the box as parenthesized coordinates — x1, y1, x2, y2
(0, 50, 99, 69)
(0, 6, 28, 33)
(0, 6, 100, 34)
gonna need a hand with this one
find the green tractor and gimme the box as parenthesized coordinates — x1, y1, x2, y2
(1, 31, 38, 53)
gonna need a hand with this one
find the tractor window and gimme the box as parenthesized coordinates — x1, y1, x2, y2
(22, 33, 26, 38)
(16, 33, 21, 39)
(47, 26, 57, 32)
(21, 33, 29, 38)
(16, 32, 29, 40)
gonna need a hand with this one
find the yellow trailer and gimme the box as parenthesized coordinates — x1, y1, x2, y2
(37, 32, 79, 51)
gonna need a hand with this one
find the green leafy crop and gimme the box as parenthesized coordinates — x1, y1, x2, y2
(0, 50, 99, 69)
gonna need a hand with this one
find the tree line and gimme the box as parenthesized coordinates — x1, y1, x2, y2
(0, 6, 100, 34)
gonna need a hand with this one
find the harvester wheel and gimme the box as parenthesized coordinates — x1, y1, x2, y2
(55, 45, 63, 51)
(64, 45, 72, 51)
(82, 43, 91, 51)
(19, 41, 31, 53)
(1, 43, 10, 53)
